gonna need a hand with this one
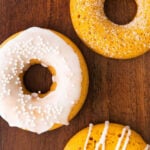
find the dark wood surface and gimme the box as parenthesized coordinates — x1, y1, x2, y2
(0, 0, 150, 150)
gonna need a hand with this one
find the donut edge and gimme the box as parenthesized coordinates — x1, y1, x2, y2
(64, 123, 147, 150)
(0, 28, 89, 132)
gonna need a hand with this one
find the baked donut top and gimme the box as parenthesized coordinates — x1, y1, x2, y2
(0, 27, 82, 134)
(65, 121, 150, 150)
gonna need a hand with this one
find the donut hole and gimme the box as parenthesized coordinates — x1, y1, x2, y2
(104, 0, 137, 25)
(23, 64, 53, 94)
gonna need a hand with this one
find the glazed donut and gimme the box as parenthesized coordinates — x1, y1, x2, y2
(70, 0, 150, 59)
(0, 27, 89, 134)
(64, 121, 150, 150)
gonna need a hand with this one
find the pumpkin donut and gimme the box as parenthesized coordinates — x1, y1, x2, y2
(70, 0, 150, 59)
(0, 27, 89, 134)
(64, 121, 150, 150)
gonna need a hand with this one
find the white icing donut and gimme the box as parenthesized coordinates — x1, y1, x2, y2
(0, 27, 82, 134)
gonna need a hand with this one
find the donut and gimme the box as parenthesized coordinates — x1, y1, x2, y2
(64, 121, 150, 150)
(70, 0, 150, 59)
(0, 27, 89, 134)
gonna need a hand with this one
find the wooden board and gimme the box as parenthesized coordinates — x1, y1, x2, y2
(0, 0, 150, 149)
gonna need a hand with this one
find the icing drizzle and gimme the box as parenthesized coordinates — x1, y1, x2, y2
(84, 121, 149, 150)
(122, 127, 131, 150)
(84, 123, 93, 150)
(95, 121, 110, 150)
(115, 126, 131, 150)
(145, 145, 150, 150)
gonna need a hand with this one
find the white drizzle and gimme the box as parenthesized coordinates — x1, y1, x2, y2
(84, 121, 149, 150)
(122, 127, 131, 150)
(95, 121, 109, 150)
(115, 126, 130, 150)
(145, 145, 150, 150)
(83, 123, 93, 150)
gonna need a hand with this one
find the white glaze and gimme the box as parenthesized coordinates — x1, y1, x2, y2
(84, 123, 93, 150)
(84, 122, 149, 150)
(145, 145, 150, 150)
(95, 121, 109, 150)
(115, 126, 130, 150)
(122, 127, 131, 150)
(0, 27, 82, 134)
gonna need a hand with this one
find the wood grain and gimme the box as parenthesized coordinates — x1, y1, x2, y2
(0, 0, 150, 150)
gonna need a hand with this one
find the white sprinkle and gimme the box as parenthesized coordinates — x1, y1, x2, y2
(71, 84, 75, 87)
(71, 101, 75, 105)
(31, 93, 38, 98)
(41, 63, 48, 67)
(52, 76, 56, 82)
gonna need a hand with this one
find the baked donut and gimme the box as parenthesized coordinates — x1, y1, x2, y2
(64, 121, 150, 150)
(70, 0, 150, 59)
(0, 27, 89, 134)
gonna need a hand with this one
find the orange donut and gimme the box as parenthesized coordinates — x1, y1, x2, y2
(70, 0, 150, 59)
